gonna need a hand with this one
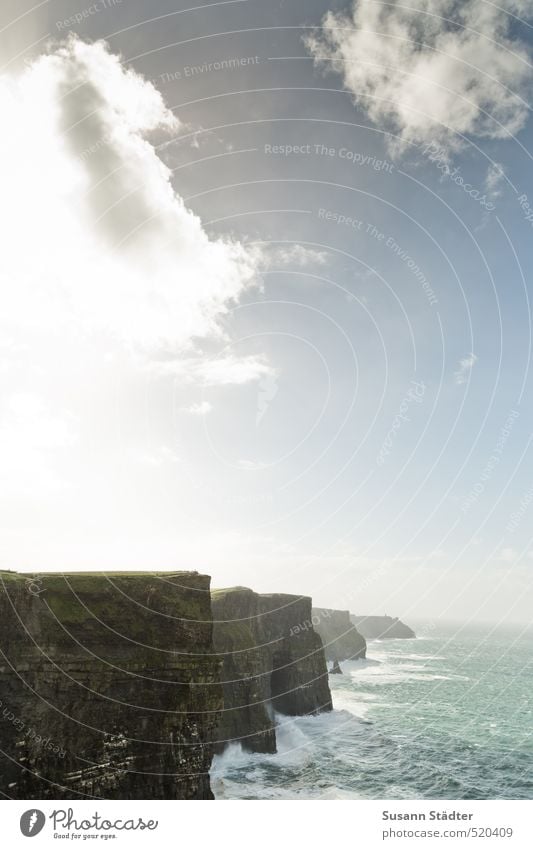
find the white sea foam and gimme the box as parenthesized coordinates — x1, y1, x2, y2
(211, 708, 366, 799)
(211, 742, 253, 775)
(331, 689, 381, 718)
(333, 642, 458, 687)
(212, 631, 531, 800)
(213, 776, 362, 800)
(399, 653, 446, 661)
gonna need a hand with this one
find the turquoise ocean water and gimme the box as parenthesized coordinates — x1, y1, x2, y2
(211, 624, 533, 799)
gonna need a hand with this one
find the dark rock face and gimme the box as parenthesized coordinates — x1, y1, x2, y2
(329, 660, 342, 675)
(312, 608, 366, 661)
(0, 571, 222, 799)
(212, 587, 332, 754)
(351, 615, 416, 640)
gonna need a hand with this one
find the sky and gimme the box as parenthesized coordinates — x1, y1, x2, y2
(0, 0, 533, 626)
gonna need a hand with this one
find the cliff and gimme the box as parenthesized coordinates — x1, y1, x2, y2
(351, 615, 416, 639)
(212, 587, 332, 753)
(312, 608, 366, 662)
(0, 570, 222, 799)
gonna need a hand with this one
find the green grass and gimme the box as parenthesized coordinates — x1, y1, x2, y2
(0, 571, 211, 628)
(211, 586, 252, 596)
(1, 570, 201, 578)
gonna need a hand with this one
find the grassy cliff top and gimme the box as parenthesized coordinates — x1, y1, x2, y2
(0, 570, 203, 580)
(211, 585, 253, 596)
(212, 586, 311, 602)
(0, 570, 212, 634)
(312, 607, 352, 617)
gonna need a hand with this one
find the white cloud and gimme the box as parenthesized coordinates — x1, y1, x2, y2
(484, 161, 506, 199)
(138, 445, 181, 467)
(454, 352, 478, 385)
(184, 401, 213, 415)
(151, 354, 275, 386)
(0, 36, 271, 519)
(267, 245, 328, 267)
(194, 355, 275, 386)
(256, 373, 279, 425)
(236, 459, 269, 471)
(306, 0, 532, 149)
(0, 36, 259, 351)
(0, 394, 77, 498)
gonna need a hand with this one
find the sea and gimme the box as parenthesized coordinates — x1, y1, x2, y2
(211, 623, 533, 800)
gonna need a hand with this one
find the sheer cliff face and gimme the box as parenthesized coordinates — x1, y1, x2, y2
(311, 608, 367, 662)
(212, 588, 332, 754)
(0, 571, 222, 800)
(351, 615, 416, 640)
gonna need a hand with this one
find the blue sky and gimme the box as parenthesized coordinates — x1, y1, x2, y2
(0, 0, 532, 625)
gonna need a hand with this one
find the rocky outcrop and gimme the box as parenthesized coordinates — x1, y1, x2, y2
(0, 570, 222, 799)
(212, 587, 332, 754)
(351, 615, 416, 639)
(312, 608, 366, 661)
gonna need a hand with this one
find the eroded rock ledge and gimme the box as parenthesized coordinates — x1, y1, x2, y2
(312, 608, 366, 662)
(212, 587, 332, 754)
(0, 570, 222, 800)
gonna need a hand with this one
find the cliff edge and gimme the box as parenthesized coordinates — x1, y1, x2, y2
(312, 608, 366, 662)
(351, 614, 416, 639)
(0, 570, 222, 799)
(212, 587, 332, 753)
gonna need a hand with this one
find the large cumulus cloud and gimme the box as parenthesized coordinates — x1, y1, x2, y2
(306, 0, 533, 149)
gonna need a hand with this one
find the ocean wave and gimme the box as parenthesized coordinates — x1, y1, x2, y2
(399, 654, 447, 661)
(332, 690, 383, 718)
(211, 630, 531, 800)
(211, 709, 367, 799)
